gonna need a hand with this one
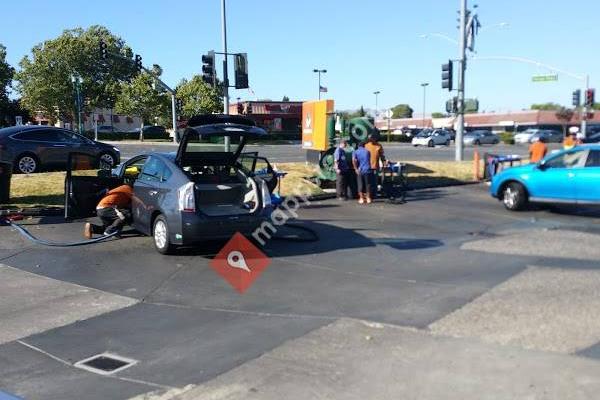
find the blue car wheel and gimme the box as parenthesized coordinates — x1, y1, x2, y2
(502, 182, 527, 211)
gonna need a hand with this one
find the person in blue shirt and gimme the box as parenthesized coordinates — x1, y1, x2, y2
(352, 142, 373, 204)
(334, 139, 351, 200)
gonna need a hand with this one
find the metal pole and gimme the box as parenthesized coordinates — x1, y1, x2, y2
(171, 94, 177, 144)
(76, 81, 82, 135)
(582, 74, 589, 138)
(318, 71, 321, 100)
(221, 0, 230, 151)
(455, 0, 467, 161)
(421, 83, 428, 128)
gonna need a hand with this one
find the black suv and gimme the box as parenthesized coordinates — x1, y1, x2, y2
(0, 125, 120, 173)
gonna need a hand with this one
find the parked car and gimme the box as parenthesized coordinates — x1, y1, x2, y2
(531, 130, 563, 143)
(411, 129, 451, 147)
(0, 125, 120, 174)
(513, 129, 542, 144)
(582, 131, 600, 143)
(97, 125, 118, 134)
(129, 125, 168, 136)
(490, 144, 600, 210)
(65, 115, 276, 254)
(463, 130, 500, 146)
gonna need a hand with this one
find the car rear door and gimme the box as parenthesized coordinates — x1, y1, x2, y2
(64, 153, 122, 219)
(132, 156, 170, 234)
(575, 149, 600, 203)
(239, 152, 277, 193)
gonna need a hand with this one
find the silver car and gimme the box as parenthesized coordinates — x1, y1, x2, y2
(463, 130, 500, 146)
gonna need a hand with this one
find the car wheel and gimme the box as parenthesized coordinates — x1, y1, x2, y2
(428, 140, 434, 148)
(502, 182, 527, 211)
(15, 153, 39, 174)
(413, 144, 418, 147)
(153, 215, 175, 255)
(445, 140, 451, 146)
(474, 140, 481, 146)
(98, 152, 117, 168)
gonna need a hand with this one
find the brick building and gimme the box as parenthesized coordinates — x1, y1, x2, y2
(229, 101, 302, 135)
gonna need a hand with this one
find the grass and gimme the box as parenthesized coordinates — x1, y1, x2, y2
(2, 161, 480, 208)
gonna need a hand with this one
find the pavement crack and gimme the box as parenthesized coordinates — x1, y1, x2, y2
(140, 264, 188, 304)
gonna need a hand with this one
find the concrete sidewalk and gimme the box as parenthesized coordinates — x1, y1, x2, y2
(134, 318, 600, 400)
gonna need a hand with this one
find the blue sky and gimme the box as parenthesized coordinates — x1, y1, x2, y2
(2, 0, 599, 114)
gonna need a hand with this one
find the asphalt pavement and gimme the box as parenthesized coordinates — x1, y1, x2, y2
(2, 185, 600, 399)
(112, 141, 564, 163)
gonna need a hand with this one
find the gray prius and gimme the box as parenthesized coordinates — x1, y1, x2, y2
(65, 115, 276, 254)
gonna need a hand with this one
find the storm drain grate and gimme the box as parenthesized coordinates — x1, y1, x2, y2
(74, 352, 138, 375)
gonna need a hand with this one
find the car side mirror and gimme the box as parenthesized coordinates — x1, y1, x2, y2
(538, 162, 547, 171)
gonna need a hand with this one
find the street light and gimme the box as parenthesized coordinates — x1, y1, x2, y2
(420, 83, 429, 129)
(70, 74, 82, 134)
(313, 69, 327, 100)
(373, 91, 381, 117)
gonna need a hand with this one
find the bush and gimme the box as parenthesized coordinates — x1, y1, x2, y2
(382, 133, 412, 143)
(499, 132, 514, 145)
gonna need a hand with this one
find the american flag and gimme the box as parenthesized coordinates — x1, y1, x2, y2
(319, 85, 328, 93)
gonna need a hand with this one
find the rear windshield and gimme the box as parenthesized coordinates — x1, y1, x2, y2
(184, 135, 243, 154)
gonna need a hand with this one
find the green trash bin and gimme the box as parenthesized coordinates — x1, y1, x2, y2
(0, 162, 12, 204)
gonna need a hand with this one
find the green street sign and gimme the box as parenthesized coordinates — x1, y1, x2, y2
(532, 74, 558, 82)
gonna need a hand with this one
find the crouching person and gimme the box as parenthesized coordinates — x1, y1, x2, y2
(84, 184, 133, 238)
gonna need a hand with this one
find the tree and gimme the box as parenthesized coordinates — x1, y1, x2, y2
(530, 102, 562, 111)
(15, 25, 136, 123)
(555, 107, 574, 136)
(0, 43, 16, 126)
(391, 104, 413, 118)
(431, 112, 446, 118)
(114, 72, 170, 141)
(175, 75, 222, 118)
(282, 95, 290, 102)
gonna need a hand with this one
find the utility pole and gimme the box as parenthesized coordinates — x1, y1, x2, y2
(221, 0, 230, 151)
(421, 83, 429, 128)
(313, 69, 327, 100)
(455, 0, 467, 161)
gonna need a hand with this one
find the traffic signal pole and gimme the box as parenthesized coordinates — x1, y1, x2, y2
(221, 0, 230, 151)
(582, 74, 590, 137)
(455, 0, 467, 162)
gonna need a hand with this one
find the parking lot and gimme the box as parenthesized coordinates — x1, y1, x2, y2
(115, 141, 564, 163)
(2, 184, 600, 399)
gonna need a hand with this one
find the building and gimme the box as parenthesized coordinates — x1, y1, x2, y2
(229, 101, 302, 135)
(32, 108, 142, 132)
(376, 110, 600, 133)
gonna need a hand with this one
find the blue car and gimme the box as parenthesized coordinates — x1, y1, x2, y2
(490, 144, 600, 210)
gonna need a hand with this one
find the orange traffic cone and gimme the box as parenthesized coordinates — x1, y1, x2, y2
(473, 150, 482, 181)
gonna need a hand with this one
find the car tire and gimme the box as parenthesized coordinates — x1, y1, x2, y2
(474, 140, 481, 146)
(98, 152, 117, 168)
(445, 140, 451, 146)
(428, 140, 434, 148)
(502, 182, 528, 211)
(15, 153, 39, 174)
(413, 144, 418, 147)
(153, 215, 175, 255)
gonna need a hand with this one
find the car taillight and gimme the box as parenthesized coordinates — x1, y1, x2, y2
(178, 182, 196, 212)
(260, 180, 272, 207)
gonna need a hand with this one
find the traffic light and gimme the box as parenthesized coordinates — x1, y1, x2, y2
(446, 97, 458, 113)
(237, 102, 243, 114)
(442, 61, 453, 91)
(246, 102, 253, 115)
(585, 88, 595, 107)
(234, 53, 249, 89)
(134, 54, 143, 73)
(572, 89, 581, 107)
(202, 51, 216, 86)
(99, 39, 108, 59)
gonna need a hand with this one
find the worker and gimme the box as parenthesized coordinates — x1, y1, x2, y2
(84, 184, 133, 238)
(334, 139, 351, 200)
(529, 135, 547, 163)
(364, 133, 386, 199)
(564, 127, 581, 150)
(352, 141, 373, 204)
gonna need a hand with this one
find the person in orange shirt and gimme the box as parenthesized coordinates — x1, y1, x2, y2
(84, 184, 133, 238)
(364, 133, 386, 199)
(529, 136, 548, 163)
(563, 133, 577, 150)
